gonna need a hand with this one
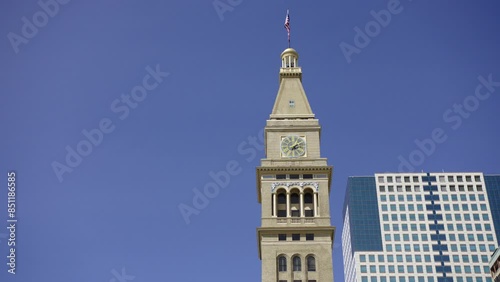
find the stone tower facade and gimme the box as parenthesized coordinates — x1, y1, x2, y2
(256, 48, 335, 282)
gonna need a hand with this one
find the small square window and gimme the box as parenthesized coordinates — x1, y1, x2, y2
(306, 234, 314, 241)
(292, 234, 300, 241)
(289, 100, 295, 108)
(278, 234, 286, 241)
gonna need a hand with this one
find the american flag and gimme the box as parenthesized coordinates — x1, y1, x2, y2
(284, 10, 290, 44)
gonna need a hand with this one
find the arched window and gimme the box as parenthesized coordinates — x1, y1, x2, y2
(307, 256, 316, 272)
(304, 191, 314, 217)
(293, 256, 301, 271)
(291, 193, 300, 204)
(304, 193, 313, 203)
(277, 192, 287, 217)
(277, 193, 286, 204)
(278, 256, 287, 272)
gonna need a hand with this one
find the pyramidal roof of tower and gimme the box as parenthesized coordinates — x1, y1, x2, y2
(270, 48, 315, 119)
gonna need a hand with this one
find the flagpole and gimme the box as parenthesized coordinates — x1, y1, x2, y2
(284, 9, 291, 48)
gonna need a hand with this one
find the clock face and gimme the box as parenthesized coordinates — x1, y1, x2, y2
(281, 136, 306, 158)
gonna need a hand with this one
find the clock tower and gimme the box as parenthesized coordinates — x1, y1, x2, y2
(256, 48, 335, 282)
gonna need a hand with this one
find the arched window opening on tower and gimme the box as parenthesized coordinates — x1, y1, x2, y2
(276, 191, 287, 217)
(293, 256, 301, 271)
(277, 193, 286, 204)
(304, 193, 313, 203)
(290, 191, 300, 217)
(307, 256, 316, 272)
(277, 256, 287, 272)
(304, 189, 315, 217)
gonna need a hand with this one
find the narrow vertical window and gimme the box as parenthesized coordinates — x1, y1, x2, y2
(293, 256, 301, 271)
(277, 192, 287, 217)
(278, 255, 287, 272)
(304, 190, 314, 217)
(307, 256, 316, 271)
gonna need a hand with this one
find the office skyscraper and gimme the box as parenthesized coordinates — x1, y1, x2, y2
(342, 172, 500, 282)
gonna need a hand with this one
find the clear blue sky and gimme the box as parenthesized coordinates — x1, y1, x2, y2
(1, 1, 499, 281)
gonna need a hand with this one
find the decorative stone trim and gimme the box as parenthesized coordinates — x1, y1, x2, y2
(271, 182, 319, 192)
